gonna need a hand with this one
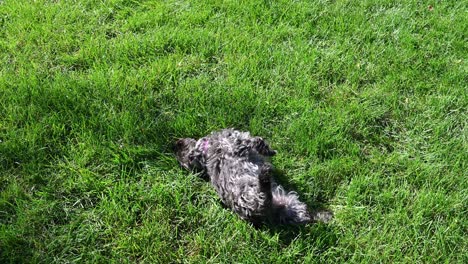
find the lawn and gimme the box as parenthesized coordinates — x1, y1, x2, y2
(0, 0, 466, 263)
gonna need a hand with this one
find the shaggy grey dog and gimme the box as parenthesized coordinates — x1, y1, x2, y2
(175, 129, 331, 225)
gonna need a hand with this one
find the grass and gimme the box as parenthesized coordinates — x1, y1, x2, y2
(0, 0, 466, 262)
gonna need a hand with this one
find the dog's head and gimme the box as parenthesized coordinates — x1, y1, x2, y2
(173, 138, 203, 171)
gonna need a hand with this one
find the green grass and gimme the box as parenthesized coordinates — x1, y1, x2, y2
(0, 0, 466, 262)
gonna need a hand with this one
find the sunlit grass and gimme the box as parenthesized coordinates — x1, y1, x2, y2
(0, 0, 466, 262)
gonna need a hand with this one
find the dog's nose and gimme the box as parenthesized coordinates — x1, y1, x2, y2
(172, 139, 184, 152)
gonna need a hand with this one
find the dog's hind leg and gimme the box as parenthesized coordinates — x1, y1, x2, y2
(251, 137, 277, 156)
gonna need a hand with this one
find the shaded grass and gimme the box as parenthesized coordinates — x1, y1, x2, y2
(1, 0, 466, 263)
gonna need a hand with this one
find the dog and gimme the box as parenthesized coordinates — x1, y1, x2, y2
(174, 129, 331, 225)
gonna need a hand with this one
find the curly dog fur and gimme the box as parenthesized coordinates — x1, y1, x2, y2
(175, 129, 330, 225)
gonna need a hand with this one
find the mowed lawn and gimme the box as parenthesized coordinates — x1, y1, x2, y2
(0, 0, 466, 263)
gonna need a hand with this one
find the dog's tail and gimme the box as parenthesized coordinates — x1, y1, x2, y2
(258, 165, 331, 225)
(258, 164, 311, 224)
(270, 184, 311, 224)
